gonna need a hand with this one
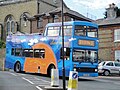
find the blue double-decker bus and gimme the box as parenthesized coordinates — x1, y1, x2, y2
(5, 21, 99, 77)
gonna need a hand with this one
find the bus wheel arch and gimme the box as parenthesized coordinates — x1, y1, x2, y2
(47, 64, 56, 77)
(14, 61, 21, 73)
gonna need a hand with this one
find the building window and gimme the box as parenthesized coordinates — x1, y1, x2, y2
(37, 17, 43, 28)
(115, 50, 120, 61)
(54, 15, 59, 22)
(11, 21, 15, 33)
(6, 15, 15, 35)
(71, 18, 75, 21)
(6, 22, 10, 35)
(114, 29, 120, 42)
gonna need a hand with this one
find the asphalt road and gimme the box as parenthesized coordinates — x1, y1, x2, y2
(0, 71, 120, 90)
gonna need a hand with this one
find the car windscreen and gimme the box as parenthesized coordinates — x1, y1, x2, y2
(99, 61, 105, 66)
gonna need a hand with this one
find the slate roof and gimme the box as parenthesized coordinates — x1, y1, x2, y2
(96, 17, 120, 26)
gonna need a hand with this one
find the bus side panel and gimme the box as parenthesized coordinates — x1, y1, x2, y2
(5, 55, 25, 71)
(24, 43, 57, 74)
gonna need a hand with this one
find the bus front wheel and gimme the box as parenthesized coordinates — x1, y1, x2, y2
(14, 62, 21, 73)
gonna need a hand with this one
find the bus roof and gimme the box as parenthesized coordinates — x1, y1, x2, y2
(46, 21, 98, 28)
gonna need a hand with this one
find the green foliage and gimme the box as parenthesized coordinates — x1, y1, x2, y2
(116, 7, 120, 17)
(0, 40, 6, 48)
(104, 11, 107, 19)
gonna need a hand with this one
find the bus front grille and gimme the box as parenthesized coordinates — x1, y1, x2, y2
(75, 67, 97, 73)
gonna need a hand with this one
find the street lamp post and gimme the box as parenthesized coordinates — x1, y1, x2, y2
(61, 0, 66, 90)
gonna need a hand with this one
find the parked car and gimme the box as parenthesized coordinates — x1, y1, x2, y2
(98, 61, 120, 76)
(98, 59, 104, 64)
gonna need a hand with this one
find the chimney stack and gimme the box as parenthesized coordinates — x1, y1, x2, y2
(106, 3, 117, 19)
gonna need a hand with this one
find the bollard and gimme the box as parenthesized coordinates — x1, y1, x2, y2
(51, 69, 59, 87)
(68, 70, 78, 90)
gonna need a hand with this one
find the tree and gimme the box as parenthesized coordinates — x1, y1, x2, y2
(0, 40, 5, 48)
(104, 11, 107, 19)
(116, 7, 120, 17)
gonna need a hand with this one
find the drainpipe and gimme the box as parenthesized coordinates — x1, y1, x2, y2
(0, 23, 3, 40)
(30, 20, 32, 34)
(37, 0, 40, 14)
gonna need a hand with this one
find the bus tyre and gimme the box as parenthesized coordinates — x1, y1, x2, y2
(47, 65, 55, 77)
(14, 62, 21, 73)
(104, 70, 110, 76)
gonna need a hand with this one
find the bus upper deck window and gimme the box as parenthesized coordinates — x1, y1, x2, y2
(47, 26, 60, 36)
(61, 26, 72, 36)
(75, 25, 86, 36)
(87, 26, 98, 37)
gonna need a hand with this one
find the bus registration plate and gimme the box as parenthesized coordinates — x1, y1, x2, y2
(83, 74, 89, 77)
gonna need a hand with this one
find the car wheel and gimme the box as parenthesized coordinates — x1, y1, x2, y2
(104, 70, 110, 76)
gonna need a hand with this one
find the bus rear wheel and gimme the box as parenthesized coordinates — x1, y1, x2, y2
(14, 62, 21, 73)
(47, 65, 55, 77)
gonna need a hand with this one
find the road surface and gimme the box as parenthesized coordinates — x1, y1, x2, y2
(1, 71, 120, 90)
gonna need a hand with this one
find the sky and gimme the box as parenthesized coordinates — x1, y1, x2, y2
(63, 0, 120, 20)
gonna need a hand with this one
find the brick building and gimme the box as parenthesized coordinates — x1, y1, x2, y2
(0, 0, 92, 41)
(96, 3, 120, 61)
(30, 5, 92, 33)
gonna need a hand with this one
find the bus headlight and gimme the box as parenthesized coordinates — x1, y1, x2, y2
(95, 69, 98, 72)
(73, 68, 76, 71)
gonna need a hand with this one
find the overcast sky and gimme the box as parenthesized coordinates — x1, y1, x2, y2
(64, 0, 120, 20)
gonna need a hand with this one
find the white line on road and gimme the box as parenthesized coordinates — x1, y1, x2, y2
(36, 86, 43, 90)
(34, 77, 51, 83)
(9, 73, 17, 76)
(22, 77, 34, 84)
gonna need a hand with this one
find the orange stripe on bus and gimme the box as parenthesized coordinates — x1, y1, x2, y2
(24, 43, 57, 74)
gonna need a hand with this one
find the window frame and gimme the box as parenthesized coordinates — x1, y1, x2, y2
(74, 25, 87, 36)
(34, 49, 45, 58)
(115, 50, 120, 61)
(106, 62, 114, 66)
(60, 25, 72, 36)
(114, 29, 120, 42)
(37, 17, 43, 29)
(47, 26, 60, 36)
(87, 26, 98, 38)
(6, 16, 15, 36)
(23, 49, 33, 57)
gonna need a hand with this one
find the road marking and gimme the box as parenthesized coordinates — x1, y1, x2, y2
(17, 73, 26, 76)
(9, 73, 17, 76)
(34, 77, 51, 83)
(36, 86, 43, 90)
(22, 77, 34, 84)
